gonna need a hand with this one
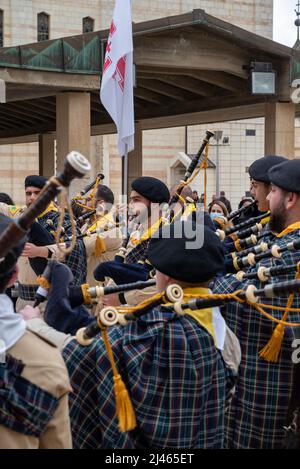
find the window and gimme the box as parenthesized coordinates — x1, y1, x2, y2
(0, 10, 3, 48)
(83, 17, 94, 33)
(37, 12, 49, 42)
(246, 129, 256, 136)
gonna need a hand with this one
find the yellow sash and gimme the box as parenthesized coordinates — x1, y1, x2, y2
(276, 221, 300, 238)
(182, 287, 217, 345)
(87, 212, 115, 235)
(130, 217, 163, 246)
(37, 201, 58, 219)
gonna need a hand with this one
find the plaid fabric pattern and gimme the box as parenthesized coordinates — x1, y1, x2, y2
(62, 308, 226, 449)
(125, 239, 151, 265)
(18, 284, 38, 301)
(38, 211, 87, 285)
(213, 228, 300, 449)
(0, 354, 59, 437)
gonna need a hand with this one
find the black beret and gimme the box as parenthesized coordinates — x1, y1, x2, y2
(248, 155, 287, 183)
(268, 159, 300, 193)
(0, 214, 27, 279)
(25, 175, 48, 189)
(148, 220, 224, 283)
(131, 177, 170, 204)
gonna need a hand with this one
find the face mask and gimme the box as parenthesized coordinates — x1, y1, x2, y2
(210, 212, 222, 221)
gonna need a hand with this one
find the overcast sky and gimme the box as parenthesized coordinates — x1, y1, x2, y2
(273, 0, 298, 46)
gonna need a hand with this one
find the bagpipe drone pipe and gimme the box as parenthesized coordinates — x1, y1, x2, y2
(39, 260, 157, 335)
(75, 278, 300, 346)
(227, 236, 300, 273)
(0, 151, 91, 262)
(93, 130, 215, 286)
(70, 173, 104, 221)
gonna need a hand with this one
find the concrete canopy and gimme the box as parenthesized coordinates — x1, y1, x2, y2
(0, 8, 299, 142)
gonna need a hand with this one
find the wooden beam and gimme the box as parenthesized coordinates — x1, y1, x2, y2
(156, 76, 218, 98)
(0, 68, 100, 90)
(135, 92, 262, 121)
(141, 103, 265, 130)
(7, 102, 52, 121)
(0, 108, 34, 127)
(22, 100, 56, 116)
(134, 88, 168, 105)
(0, 134, 39, 145)
(138, 79, 190, 101)
(134, 32, 249, 79)
(0, 122, 56, 139)
(187, 71, 246, 92)
(90, 103, 265, 135)
(138, 67, 246, 92)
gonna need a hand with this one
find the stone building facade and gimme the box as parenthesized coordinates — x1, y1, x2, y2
(0, 0, 276, 208)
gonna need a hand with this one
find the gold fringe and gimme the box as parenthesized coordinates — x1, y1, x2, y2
(234, 239, 242, 252)
(36, 275, 51, 290)
(259, 322, 285, 363)
(81, 284, 92, 305)
(100, 327, 137, 432)
(259, 268, 300, 363)
(95, 237, 106, 257)
(114, 374, 137, 432)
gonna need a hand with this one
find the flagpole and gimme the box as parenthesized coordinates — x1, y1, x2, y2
(122, 143, 128, 200)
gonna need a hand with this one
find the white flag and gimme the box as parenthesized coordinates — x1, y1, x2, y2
(100, 0, 134, 157)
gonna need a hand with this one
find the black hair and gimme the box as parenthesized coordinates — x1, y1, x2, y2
(0, 193, 14, 205)
(95, 185, 114, 206)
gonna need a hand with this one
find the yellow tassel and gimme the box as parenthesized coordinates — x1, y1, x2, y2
(95, 237, 106, 257)
(259, 322, 285, 363)
(36, 275, 51, 290)
(81, 283, 92, 305)
(99, 327, 137, 433)
(114, 374, 137, 433)
(259, 281, 298, 363)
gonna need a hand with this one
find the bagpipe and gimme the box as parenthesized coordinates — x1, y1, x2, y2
(227, 199, 257, 222)
(64, 209, 97, 232)
(216, 211, 269, 241)
(168, 130, 214, 216)
(38, 260, 158, 335)
(76, 283, 184, 346)
(75, 277, 300, 346)
(214, 200, 257, 233)
(0, 151, 91, 261)
(33, 258, 156, 308)
(71, 173, 105, 219)
(233, 232, 272, 258)
(224, 232, 273, 273)
(94, 131, 215, 287)
(236, 261, 300, 282)
(229, 235, 300, 272)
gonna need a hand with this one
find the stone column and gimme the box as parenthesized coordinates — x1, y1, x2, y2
(39, 133, 55, 178)
(128, 121, 143, 194)
(265, 102, 295, 158)
(56, 92, 91, 196)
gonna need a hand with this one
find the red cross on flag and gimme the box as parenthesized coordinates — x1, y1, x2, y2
(100, 0, 135, 157)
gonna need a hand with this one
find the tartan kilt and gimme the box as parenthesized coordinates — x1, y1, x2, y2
(214, 228, 300, 448)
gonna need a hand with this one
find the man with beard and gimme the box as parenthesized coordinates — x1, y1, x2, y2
(222, 154, 287, 270)
(212, 158, 300, 448)
(94, 176, 170, 307)
(249, 154, 287, 214)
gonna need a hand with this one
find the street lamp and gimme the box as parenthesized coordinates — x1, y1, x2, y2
(213, 130, 223, 198)
(250, 62, 276, 95)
